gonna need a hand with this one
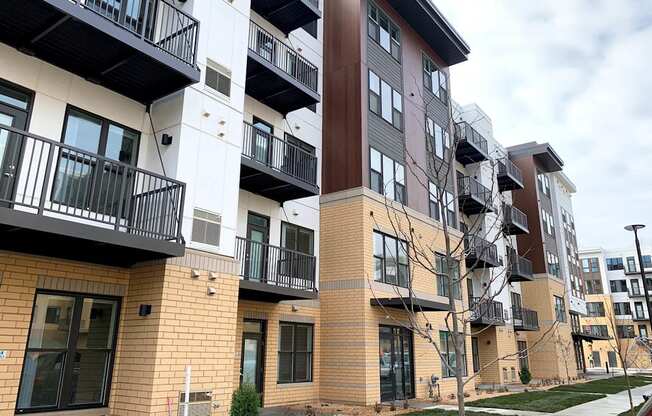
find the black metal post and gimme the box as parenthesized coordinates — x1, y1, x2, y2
(632, 227, 652, 331)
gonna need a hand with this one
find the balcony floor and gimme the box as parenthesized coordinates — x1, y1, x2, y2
(497, 172, 524, 191)
(240, 156, 319, 202)
(0, 0, 200, 104)
(456, 139, 489, 165)
(0, 206, 184, 266)
(239, 279, 317, 302)
(250, 0, 320, 34)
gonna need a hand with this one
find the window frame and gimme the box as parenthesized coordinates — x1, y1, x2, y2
(280, 222, 315, 256)
(606, 257, 624, 271)
(373, 230, 409, 288)
(435, 253, 461, 300)
(277, 322, 314, 384)
(440, 331, 467, 378)
(422, 54, 448, 103)
(367, 1, 401, 63)
(204, 62, 232, 98)
(369, 147, 406, 203)
(554, 295, 566, 323)
(368, 70, 403, 131)
(17, 290, 122, 413)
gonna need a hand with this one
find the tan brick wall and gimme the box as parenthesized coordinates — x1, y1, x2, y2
(473, 326, 519, 386)
(232, 300, 320, 407)
(521, 275, 578, 381)
(0, 250, 240, 416)
(319, 190, 473, 405)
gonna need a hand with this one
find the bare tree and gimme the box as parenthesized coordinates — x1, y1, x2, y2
(367, 78, 564, 415)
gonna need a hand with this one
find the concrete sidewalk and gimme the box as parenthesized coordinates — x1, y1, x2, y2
(428, 404, 549, 415)
(556, 384, 652, 415)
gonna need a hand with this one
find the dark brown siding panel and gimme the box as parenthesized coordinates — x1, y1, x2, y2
(323, 0, 365, 194)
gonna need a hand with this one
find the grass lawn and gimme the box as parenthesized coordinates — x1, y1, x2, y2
(466, 390, 605, 413)
(551, 376, 652, 394)
(405, 410, 501, 416)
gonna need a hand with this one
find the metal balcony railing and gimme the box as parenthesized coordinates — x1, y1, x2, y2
(470, 297, 504, 325)
(454, 122, 489, 155)
(581, 326, 610, 338)
(497, 157, 523, 184)
(512, 306, 539, 331)
(503, 203, 528, 231)
(242, 122, 318, 186)
(78, 0, 199, 66)
(458, 176, 492, 205)
(508, 249, 533, 280)
(0, 124, 185, 242)
(465, 235, 499, 267)
(248, 20, 319, 92)
(235, 237, 316, 291)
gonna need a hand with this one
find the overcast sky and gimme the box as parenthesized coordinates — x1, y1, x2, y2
(433, 0, 652, 250)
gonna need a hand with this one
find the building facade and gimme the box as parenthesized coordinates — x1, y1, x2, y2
(579, 247, 652, 370)
(0, 0, 323, 414)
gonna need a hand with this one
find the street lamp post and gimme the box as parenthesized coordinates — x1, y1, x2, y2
(624, 224, 652, 331)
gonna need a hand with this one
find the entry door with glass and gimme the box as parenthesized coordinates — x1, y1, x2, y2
(379, 326, 414, 402)
(54, 108, 139, 216)
(246, 212, 270, 282)
(252, 117, 273, 165)
(240, 320, 266, 396)
(0, 82, 30, 204)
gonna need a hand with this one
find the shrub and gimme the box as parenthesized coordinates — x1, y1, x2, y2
(519, 367, 532, 385)
(231, 384, 260, 416)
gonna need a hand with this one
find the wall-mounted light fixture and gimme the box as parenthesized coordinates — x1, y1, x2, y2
(161, 133, 173, 146)
(139, 304, 152, 316)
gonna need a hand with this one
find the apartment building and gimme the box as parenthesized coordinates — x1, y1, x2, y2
(0, 0, 323, 414)
(579, 247, 652, 370)
(321, 0, 472, 404)
(452, 103, 537, 387)
(507, 142, 593, 380)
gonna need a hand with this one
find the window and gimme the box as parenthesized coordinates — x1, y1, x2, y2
(631, 279, 641, 296)
(369, 148, 406, 203)
(554, 296, 566, 322)
(422, 54, 448, 102)
(583, 325, 609, 338)
(547, 252, 560, 278)
(440, 331, 466, 377)
(617, 325, 636, 339)
(582, 257, 600, 273)
(471, 338, 480, 373)
(444, 190, 456, 228)
(627, 256, 637, 273)
(639, 325, 649, 339)
(610, 279, 628, 293)
(586, 302, 605, 317)
(54, 107, 140, 212)
(191, 208, 221, 247)
(644, 255, 652, 269)
(278, 322, 313, 383)
(635, 301, 645, 319)
(426, 117, 450, 160)
(606, 257, 624, 271)
(17, 292, 120, 412)
(613, 302, 632, 315)
(373, 231, 409, 287)
(302, 20, 318, 38)
(428, 182, 440, 221)
(368, 70, 403, 130)
(537, 173, 550, 197)
(517, 341, 528, 370)
(541, 209, 555, 237)
(281, 222, 314, 255)
(435, 254, 461, 300)
(368, 2, 401, 62)
(205, 63, 231, 97)
(585, 279, 603, 294)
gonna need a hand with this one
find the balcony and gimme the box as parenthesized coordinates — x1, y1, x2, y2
(246, 21, 320, 115)
(497, 158, 524, 191)
(503, 203, 529, 235)
(507, 249, 534, 282)
(240, 121, 319, 202)
(465, 235, 500, 270)
(235, 236, 317, 302)
(572, 326, 610, 341)
(250, 0, 321, 35)
(470, 298, 505, 327)
(457, 176, 494, 215)
(454, 122, 489, 165)
(513, 306, 539, 331)
(0, 0, 200, 104)
(0, 125, 185, 266)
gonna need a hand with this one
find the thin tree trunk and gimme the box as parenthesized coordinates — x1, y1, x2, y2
(623, 366, 634, 416)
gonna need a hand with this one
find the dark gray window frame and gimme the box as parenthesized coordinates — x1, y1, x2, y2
(16, 289, 121, 413)
(373, 230, 409, 288)
(277, 321, 314, 384)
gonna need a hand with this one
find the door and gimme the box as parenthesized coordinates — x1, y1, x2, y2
(0, 83, 30, 205)
(240, 320, 265, 397)
(592, 351, 601, 368)
(379, 326, 414, 402)
(608, 351, 617, 368)
(471, 337, 480, 373)
(246, 213, 270, 282)
(252, 117, 273, 166)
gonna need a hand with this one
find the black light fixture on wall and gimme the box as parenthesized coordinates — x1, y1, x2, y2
(139, 304, 152, 317)
(161, 133, 173, 146)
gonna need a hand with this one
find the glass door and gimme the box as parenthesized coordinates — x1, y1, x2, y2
(252, 117, 273, 166)
(0, 84, 30, 205)
(379, 326, 414, 402)
(246, 213, 270, 282)
(240, 320, 265, 397)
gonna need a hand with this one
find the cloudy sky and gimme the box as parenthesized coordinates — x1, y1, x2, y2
(433, 0, 652, 250)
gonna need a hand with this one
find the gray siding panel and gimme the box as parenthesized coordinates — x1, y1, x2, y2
(367, 40, 402, 90)
(368, 113, 405, 162)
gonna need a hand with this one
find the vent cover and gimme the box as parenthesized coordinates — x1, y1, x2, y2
(178, 391, 212, 416)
